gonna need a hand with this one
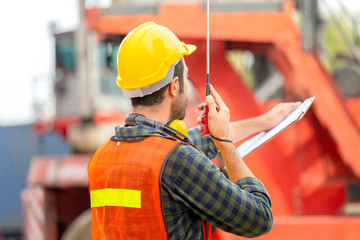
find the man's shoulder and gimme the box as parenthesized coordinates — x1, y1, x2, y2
(162, 141, 213, 182)
(165, 141, 212, 172)
(174, 141, 205, 157)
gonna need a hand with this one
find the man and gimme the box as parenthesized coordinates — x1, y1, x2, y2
(88, 22, 300, 239)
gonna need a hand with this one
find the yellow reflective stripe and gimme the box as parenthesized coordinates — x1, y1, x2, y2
(90, 188, 141, 208)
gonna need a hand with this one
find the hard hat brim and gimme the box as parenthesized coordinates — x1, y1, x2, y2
(183, 44, 196, 55)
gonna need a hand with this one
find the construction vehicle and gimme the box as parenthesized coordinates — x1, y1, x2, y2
(22, 0, 360, 239)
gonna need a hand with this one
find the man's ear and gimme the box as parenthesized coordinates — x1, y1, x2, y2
(169, 77, 179, 97)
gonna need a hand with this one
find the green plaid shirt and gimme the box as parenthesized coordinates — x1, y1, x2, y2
(114, 125, 273, 239)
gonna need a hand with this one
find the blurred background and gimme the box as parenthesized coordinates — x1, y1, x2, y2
(1, 0, 360, 239)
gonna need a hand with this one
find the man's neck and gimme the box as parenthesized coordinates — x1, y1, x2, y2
(132, 104, 171, 125)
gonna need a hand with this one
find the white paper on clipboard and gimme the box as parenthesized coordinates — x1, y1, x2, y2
(237, 96, 315, 158)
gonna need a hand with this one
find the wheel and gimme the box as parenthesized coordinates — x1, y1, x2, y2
(61, 209, 92, 240)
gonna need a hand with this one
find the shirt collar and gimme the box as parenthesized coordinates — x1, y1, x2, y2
(114, 125, 168, 142)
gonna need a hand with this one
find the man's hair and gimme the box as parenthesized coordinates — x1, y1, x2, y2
(131, 59, 184, 107)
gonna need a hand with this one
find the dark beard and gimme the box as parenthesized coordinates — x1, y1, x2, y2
(169, 94, 187, 122)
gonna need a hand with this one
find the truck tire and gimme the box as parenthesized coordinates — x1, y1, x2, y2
(61, 209, 92, 240)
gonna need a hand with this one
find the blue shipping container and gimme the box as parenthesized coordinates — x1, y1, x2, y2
(0, 124, 70, 235)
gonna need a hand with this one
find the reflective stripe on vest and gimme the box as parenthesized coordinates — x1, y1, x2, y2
(91, 188, 141, 208)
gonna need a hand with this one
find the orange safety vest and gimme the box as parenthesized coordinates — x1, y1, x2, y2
(88, 136, 212, 239)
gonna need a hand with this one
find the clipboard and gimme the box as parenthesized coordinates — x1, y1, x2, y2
(237, 96, 315, 158)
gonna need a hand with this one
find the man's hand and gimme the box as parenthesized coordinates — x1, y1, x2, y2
(197, 85, 255, 182)
(227, 102, 301, 143)
(198, 85, 232, 141)
(259, 102, 301, 132)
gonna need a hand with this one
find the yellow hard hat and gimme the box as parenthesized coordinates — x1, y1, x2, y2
(116, 22, 196, 97)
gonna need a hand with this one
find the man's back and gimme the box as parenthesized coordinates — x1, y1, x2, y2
(96, 125, 273, 239)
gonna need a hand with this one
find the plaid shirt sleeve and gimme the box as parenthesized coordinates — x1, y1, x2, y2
(187, 127, 218, 159)
(162, 144, 273, 238)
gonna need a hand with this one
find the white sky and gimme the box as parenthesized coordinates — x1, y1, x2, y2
(0, 0, 359, 126)
(0, 0, 78, 125)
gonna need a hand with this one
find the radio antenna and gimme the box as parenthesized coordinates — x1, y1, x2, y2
(206, 0, 210, 96)
(201, 0, 211, 136)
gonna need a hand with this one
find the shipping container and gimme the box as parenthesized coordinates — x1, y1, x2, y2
(0, 124, 69, 238)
